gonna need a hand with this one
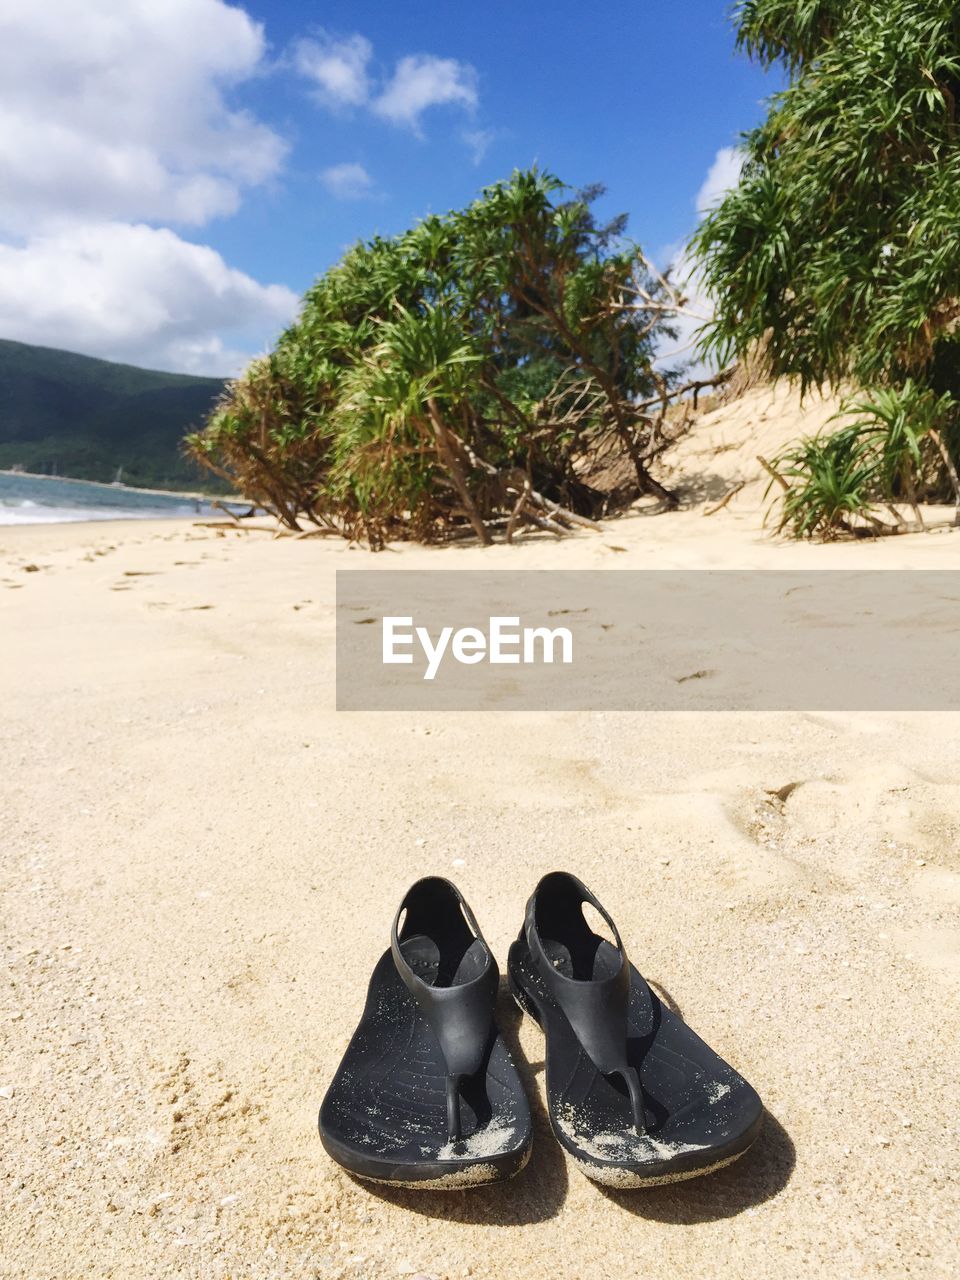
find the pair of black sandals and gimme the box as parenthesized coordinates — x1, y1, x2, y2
(320, 872, 764, 1190)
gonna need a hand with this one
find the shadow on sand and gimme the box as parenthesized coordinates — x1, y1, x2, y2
(599, 1108, 796, 1224)
(356, 979, 794, 1227)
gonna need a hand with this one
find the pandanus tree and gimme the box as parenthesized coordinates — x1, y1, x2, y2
(187, 170, 698, 547)
(692, 0, 960, 536)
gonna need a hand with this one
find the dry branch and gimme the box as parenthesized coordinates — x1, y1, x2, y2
(757, 455, 790, 492)
(703, 480, 745, 516)
(191, 520, 277, 532)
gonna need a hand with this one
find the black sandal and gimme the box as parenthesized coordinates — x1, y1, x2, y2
(320, 877, 532, 1188)
(508, 871, 763, 1187)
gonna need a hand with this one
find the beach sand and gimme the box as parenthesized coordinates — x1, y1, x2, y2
(2, 385, 959, 1278)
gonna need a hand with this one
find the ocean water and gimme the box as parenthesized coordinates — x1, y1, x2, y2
(0, 472, 242, 525)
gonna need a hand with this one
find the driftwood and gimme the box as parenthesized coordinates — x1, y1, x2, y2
(192, 520, 275, 532)
(703, 480, 745, 516)
(209, 499, 258, 522)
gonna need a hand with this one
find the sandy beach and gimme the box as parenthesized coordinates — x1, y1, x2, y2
(2, 387, 959, 1279)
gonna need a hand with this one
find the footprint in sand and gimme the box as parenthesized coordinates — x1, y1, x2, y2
(909, 866, 960, 908)
(892, 927, 960, 980)
(150, 1056, 264, 1167)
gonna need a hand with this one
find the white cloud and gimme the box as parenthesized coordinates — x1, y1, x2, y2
(653, 147, 745, 378)
(463, 128, 495, 166)
(0, 223, 299, 375)
(0, 0, 300, 373)
(320, 162, 375, 200)
(292, 36, 480, 136)
(0, 0, 286, 235)
(695, 146, 744, 215)
(0, 5, 487, 374)
(373, 55, 478, 133)
(294, 32, 372, 109)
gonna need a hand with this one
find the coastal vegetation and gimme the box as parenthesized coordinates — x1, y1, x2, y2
(693, 0, 960, 535)
(186, 170, 708, 546)
(187, 1, 960, 544)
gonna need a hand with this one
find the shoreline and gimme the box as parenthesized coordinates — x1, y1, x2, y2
(0, 469, 250, 529)
(0, 467, 240, 504)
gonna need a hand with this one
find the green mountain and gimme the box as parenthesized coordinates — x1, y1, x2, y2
(0, 338, 227, 489)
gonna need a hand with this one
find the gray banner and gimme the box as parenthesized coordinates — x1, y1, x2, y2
(336, 570, 960, 711)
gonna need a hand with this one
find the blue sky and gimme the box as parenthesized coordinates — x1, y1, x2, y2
(0, 1, 781, 374)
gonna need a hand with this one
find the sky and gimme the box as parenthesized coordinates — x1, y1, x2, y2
(0, 0, 782, 377)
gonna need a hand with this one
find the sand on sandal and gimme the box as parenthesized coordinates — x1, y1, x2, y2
(2, 384, 959, 1279)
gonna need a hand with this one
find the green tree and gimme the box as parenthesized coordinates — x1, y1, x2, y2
(187, 170, 690, 546)
(692, 0, 960, 531)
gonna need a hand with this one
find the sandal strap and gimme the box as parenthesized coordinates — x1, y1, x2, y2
(524, 872, 645, 1131)
(391, 878, 498, 1138)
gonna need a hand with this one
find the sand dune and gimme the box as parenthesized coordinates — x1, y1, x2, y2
(660, 380, 849, 510)
(2, 394, 959, 1278)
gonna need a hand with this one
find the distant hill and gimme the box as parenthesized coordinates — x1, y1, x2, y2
(0, 338, 227, 489)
